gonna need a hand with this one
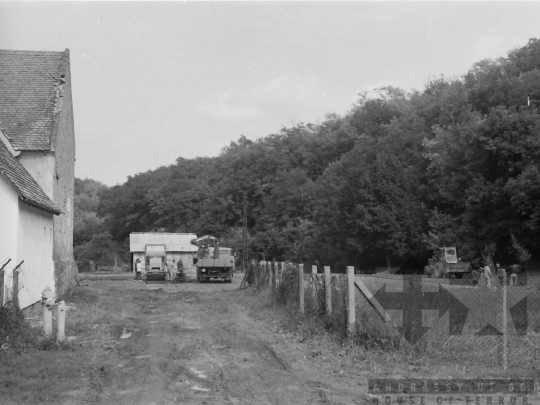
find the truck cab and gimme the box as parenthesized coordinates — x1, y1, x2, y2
(192, 236, 234, 283)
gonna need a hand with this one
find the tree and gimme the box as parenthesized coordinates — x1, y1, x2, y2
(73, 233, 116, 269)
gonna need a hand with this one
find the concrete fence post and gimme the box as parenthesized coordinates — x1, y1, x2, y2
(324, 266, 332, 315)
(498, 273, 508, 370)
(311, 265, 318, 311)
(298, 264, 304, 314)
(346, 266, 355, 337)
(42, 287, 55, 338)
(57, 301, 67, 342)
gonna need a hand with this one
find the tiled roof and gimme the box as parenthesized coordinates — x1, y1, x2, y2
(0, 138, 61, 215)
(0, 50, 66, 151)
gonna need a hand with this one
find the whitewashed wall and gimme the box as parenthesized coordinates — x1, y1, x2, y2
(0, 176, 20, 305)
(16, 202, 55, 308)
(0, 175, 55, 308)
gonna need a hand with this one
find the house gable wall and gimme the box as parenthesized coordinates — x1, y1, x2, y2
(17, 151, 55, 199)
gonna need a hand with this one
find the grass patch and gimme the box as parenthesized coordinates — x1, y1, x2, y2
(0, 283, 130, 404)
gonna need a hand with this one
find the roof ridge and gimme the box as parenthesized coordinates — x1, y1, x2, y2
(0, 49, 65, 54)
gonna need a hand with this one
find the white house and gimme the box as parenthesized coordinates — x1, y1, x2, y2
(0, 49, 78, 300)
(0, 130, 60, 309)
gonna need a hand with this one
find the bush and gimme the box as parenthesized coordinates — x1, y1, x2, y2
(0, 302, 41, 354)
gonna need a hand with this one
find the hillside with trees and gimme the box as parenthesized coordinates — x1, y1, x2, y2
(75, 38, 540, 270)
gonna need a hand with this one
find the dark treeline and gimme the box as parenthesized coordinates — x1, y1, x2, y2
(75, 38, 540, 270)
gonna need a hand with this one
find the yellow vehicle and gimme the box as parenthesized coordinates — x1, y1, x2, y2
(145, 244, 168, 282)
(424, 247, 472, 279)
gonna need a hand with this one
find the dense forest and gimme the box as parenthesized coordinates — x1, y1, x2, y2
(74, 38, 540, 271)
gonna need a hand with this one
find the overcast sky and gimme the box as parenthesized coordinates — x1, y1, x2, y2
(1, 2, 540, 186)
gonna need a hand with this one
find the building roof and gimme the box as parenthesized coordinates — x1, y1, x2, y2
(0, 49, 68, 151)
(0, 135, 61, 214)
(130, 233, 198, 253)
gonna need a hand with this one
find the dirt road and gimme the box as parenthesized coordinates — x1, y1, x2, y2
(77, 275, 367, 405)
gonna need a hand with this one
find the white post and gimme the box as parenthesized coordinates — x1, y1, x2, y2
(298, 264, 304, 314)
(312, 265, 318, 311)
(57, 301, 66, 342)
(347, 266, 355, 337)
(42, 287, 55, 338)
(502, 275, 508, 370)
(43, 305, 53, 337)
(324, 266, 332, 315)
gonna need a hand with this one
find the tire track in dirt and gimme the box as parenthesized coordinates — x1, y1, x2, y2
(92, 281, 320, 405)
(200, 304, 314, 404)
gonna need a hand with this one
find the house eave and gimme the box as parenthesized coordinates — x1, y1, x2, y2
(20, 196, 61, 215)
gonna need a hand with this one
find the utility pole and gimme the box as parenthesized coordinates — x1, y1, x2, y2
(242, 191, 248, 273)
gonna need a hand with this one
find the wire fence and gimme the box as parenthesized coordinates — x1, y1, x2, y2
(241, 259, 539, 372)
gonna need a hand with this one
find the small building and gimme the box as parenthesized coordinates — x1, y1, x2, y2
(0, 130, 61, 308)
(0, 49, 78, 298)
(129, 233, 198, 276)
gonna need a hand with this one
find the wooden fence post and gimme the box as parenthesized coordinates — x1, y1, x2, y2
(255, 261, 259, 285)
(272, 260, 277, 290)
(268, 261, 272, 289)
(311, 265, 318, 311)
(0, 269, 4, 308)
(298, 264, 304, 314)
(346, 266, 355, 337)
(13, 269, 19, 311)
(324, 266, 332, 315)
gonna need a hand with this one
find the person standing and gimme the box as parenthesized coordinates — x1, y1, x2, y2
(169, 259, 177, 283)
(471, 267, 481, 288)
(509, 264, 519, 286)
(484, 263, 493, 288)
(177, 258, 184, 274)
(135, 258, 143, 282)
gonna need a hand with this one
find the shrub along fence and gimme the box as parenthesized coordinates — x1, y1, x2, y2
(241, 260, 400, 346)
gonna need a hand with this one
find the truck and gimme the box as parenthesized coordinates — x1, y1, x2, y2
(144, 244, 168, 282)
(424, 246, 472, 278)
(191, 235, 234, 283)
